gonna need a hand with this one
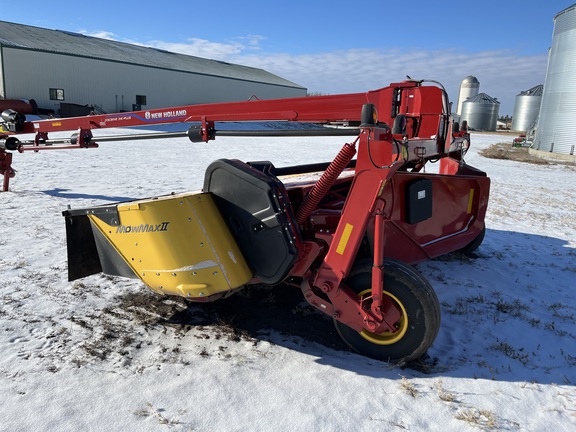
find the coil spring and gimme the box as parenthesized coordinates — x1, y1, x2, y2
(296, 142, 357, 225)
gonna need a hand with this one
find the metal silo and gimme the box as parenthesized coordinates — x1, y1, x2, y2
(533, 4, 576, 155)
(456, 75, 480, 116)
(511, 85, 543, 132)
(460, 93, 500, 131)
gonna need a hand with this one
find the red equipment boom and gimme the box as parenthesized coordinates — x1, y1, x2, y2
(2, 80, 466, 191)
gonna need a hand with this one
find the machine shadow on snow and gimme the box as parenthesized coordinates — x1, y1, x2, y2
(421, 228, 576, 384)
(42, 187, 137, 202)
(130, 227, 575, 383)
(163, 284, 350, 355)
(160, 287, 436, 378)
(460, 227, 574, 266)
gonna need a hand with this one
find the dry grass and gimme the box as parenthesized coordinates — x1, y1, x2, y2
(399, 376, 419, 398)
(134, 402, 182, 426)
(436, 380, 457, 403)
(455, 408, 497, 428)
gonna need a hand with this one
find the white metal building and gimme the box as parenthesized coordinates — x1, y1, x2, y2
(0, 21, 307, 115)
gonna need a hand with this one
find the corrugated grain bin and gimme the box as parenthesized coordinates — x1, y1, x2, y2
(456, 76, 480, 116)
(511, 85, 543, 132)
(533, 4, 576, 155)
(460, 93, 500, 131)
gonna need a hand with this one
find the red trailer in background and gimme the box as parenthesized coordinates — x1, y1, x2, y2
(1, 79, 489, 363)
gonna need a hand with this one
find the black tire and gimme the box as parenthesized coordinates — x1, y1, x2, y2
(458, 226, 486, 256)
(334, 259, 441, 363)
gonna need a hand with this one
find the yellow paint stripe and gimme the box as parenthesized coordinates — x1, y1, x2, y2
(467, 189, 475, 213)
(336, 223, 354, 255)
(377, 180, 387, 197)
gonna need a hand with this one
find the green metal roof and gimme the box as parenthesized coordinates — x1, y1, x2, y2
(0, 20, 305, 89)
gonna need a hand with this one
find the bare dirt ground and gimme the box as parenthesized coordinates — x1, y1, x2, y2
(479, 141, 576, 167)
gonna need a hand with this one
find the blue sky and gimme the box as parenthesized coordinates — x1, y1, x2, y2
(3, 1, 574, 115)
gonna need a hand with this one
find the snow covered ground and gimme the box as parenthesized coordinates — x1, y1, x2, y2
(1, 128, 575, 431)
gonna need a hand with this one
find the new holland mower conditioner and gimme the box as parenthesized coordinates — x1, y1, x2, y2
(1, 79, 490, 363)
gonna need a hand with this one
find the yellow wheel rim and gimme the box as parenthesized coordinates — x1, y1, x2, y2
(358, 289, 408, 345)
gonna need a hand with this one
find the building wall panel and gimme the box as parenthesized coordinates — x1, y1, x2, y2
(0, 47, 4, 99)
(2, 48, 306, 114)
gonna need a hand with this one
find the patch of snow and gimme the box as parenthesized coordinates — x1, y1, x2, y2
(1, 131, 575, 431)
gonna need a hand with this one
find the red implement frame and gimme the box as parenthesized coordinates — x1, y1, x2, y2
(3, 80, 489, 340)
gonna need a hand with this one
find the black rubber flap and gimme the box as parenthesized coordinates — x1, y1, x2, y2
(63, 206, 136, 281)
(63, 212, 103, 281)
(405, 178, 433, 224)
(203, 159, 298, 284)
